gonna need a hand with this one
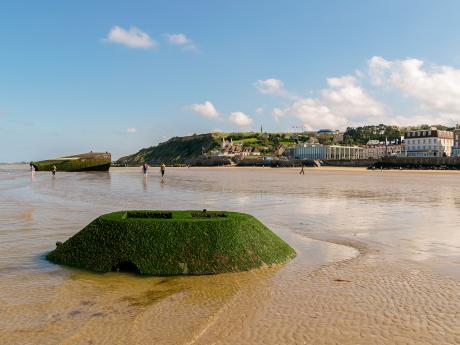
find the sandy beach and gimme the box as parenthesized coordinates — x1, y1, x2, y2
(189, 238, 460, 345)
(1, 166, 460, 344)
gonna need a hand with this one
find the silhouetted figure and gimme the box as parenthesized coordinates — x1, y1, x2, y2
(52, 165, 57, 176)
(299, 163, 305, 175)
(160, 163, 166, 178)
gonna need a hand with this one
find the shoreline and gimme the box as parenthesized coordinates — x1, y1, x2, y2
(109, 165, 460, 175)
(6, 163, 460, 175)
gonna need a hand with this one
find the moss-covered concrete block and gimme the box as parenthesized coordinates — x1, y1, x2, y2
(47, 210, 296, 275)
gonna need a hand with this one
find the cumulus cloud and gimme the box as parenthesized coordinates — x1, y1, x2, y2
(126, 128, 137, 133)
(189, 101, 220, 119)
(229, 112, 253, 128)
(105, 26, 156, 49)
(390, 113, 460, 127)
(254, 78, 296, 99)
(188, 101, 253, 129)
(255, 78, 283, 94)
(165, 33, 197, 51)
(369, 56, 460, 116)
(322, 76, 385, 118)
(273, 100, 347, 130)
(269, 76, 385, 130)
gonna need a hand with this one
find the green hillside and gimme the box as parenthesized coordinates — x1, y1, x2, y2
(116, 133, 222, 165)
(115, 132, 308, 166)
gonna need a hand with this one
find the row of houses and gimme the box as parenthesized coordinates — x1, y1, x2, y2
(209, 137, 261, 158)
(293, 127, 460, 161)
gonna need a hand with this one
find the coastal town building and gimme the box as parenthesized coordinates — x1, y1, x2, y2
(210, 137, 260, 158)
(332, 132, 344, 143)
(293, 144, 326, 160)
(307, 136, 319, 144)
(282, 147, 295, 158)
(364, 145, 404, 159)
(316, 129, 339, 142)
(293, 143, 364, 160)
(404, 128, 453, 157)
(316, 129, 338, 135)
(363, 140, 405, 159)
(452, 128, 460, 157)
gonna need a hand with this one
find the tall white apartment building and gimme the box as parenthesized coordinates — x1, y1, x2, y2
(404, 128, 454, 157)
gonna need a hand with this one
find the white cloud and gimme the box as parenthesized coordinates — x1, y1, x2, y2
(369, 56, 460, 116)
(258, 57, 460, 129)
(273, 99, 347, 130)
(165, 33, 197, 51)
(388, 112, 460, 127)
(322, 75, 385, 118)
(268, 76, 385, 130)
(255, 107, 264, 114)
(229, 112, 253, 127)
(255, 78, 283, 94)
(254, 78, 295, 99)
(166, 33, 188, 45)
(105, 26, 156, 49)
(126, 128, 137, 133)
(189, 101, 219, 119)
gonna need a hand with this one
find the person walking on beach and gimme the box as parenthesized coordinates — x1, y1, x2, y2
(160, 163, 166, 178)
(142, 162, 149, 176)
(52, 165, 57, 176)
(299, 162, 305, 175)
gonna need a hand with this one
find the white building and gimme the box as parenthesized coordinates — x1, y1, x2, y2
(404, 128, 454, 157)
(294, 144, 364, 160)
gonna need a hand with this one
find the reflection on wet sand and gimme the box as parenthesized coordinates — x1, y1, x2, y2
(0, 166, 460, 344)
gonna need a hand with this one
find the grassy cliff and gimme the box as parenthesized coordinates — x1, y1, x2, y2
(116, 133, 221, 166)
(47, 210, 296, 275)
(114, 132, 308, 166)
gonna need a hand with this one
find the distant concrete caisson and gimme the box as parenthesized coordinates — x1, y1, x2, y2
(31, 152, 111, 172)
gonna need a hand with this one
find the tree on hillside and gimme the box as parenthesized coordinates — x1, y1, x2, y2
(343, 124, 402, 145)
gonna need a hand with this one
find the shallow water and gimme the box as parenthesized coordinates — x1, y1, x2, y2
(1, 165, 459, 344)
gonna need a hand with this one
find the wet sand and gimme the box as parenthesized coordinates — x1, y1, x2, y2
(190, 239, 460, 345)
(1, 165, 460, 344)
(113, 164, 460, 175)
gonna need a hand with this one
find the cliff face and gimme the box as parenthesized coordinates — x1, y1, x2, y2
(116, 133, 220, 166)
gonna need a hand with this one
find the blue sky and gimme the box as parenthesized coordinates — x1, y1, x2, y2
(2, 0, 460, 162)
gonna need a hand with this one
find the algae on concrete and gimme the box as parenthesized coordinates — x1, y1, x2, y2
(47, 210, 296, 275)
(32, 152, 111, 172)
